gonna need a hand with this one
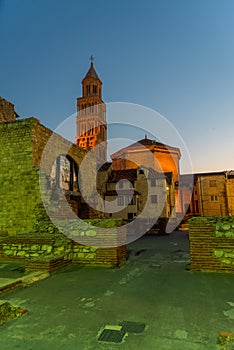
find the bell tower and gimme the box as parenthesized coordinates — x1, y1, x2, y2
(76, 57, 107, 164)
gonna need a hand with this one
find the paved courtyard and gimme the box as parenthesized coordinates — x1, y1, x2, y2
(0, 231, 234, 350)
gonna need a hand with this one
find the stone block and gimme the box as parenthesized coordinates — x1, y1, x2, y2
(221, 258, 232, 265)
(41, 244, 51, 251)
(224, 252, 234, 259)
(55, 246, 64, 252)
(222, 224, 231, 231)
(31, 245, 40, 251)
(214, 250, 224, 258)
(86, 230, 97, 237)
(30, 253, 39, 257)
(4, 250, 13, 256)
(86, 253, 95, 259)
(17, 251, 26, 257)
(83, 248, 91, 253)
(73, 247, 80, 252)
(225, 232, 234, 238)
(90, 247, 98, 252)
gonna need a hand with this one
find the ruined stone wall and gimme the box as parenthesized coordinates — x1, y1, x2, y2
(0, 219, 126, 267)
(0, 117, 94, 235)
(0, 118, 41, 235)
(189, 217, 234, 272)
(0, 97, 17, 122)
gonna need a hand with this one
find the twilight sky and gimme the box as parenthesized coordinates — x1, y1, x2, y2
(1, 0, 234, 174)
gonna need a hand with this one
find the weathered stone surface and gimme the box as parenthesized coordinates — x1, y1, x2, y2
(4, 250, 13, 256)
(214, 250, 224, 258)
(86, 230, 97, 237)
(17, 251, 26, 257)
(189, 216, 234, 273)
(31, 245, 40, 251)
(0, 300, 26, 326)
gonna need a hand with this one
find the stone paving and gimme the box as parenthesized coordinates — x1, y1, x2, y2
(0, 231, 234, 350)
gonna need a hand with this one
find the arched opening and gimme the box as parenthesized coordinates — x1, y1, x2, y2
(49, 155, 80, 217)
(50, 155, 79, 193)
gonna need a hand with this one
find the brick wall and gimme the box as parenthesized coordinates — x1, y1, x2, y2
(189, 217, 234, 272)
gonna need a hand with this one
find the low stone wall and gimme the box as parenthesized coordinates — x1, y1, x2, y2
(189, 217, 234, 272)
(0, 220, 127, 268)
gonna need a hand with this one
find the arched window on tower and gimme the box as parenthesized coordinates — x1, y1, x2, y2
(93, 85, 97, 94)
(86, 85, 91, 96)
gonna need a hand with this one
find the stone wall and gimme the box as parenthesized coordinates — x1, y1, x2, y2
(189, 217, 234, 272)
(0, 218, 126, 268)
(0, 118, 40, 235)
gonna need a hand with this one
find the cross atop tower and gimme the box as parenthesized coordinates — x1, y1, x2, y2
(89, 55, 95, 63)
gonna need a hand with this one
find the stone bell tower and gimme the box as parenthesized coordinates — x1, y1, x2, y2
(76, 57, 107, 164)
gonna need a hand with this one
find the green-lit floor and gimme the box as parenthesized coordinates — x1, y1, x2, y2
(0, 231, 234, 350)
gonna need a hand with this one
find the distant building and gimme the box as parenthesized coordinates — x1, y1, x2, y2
(181, 171, 234, 217)
(102, 167, 175, 222)
(111, 137, 182, 214)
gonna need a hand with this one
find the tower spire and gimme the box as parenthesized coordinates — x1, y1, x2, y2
(76, 60, 107, 164)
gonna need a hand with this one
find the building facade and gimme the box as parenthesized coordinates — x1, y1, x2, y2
(181, 171, 234, 217)
(111, 137, 182, 214)
(103, 167, 175, 222)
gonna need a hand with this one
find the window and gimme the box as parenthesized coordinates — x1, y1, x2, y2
(151, 195, 158, 204)
(151, 179, 156, 187)
(130, 196, 136, 205)
(117, 196, 124, 206)
(210, 180, 217, 187)
(139, 169, 144, 175)
(125, 195, 136, 206)
(118, 180, 124, 189)
(211, 195, 218, 201)
(86, 85, 91, 96)
(93, 85, 97, 94)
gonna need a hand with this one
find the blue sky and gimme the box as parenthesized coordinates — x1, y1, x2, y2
(1, 0, 234, 173)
